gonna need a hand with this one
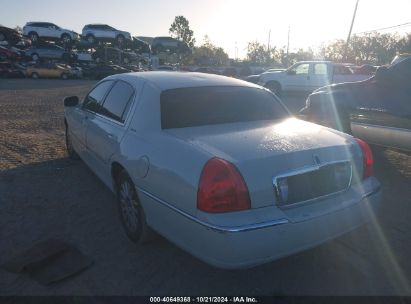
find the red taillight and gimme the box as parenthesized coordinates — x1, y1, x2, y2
(197, 158, 251, 213)
(355, 138, 373, 179)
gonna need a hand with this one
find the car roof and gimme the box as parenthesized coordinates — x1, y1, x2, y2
(84, 24, 108, 26)
(108, 72, 261, 91)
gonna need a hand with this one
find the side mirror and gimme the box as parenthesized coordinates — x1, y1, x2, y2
(287, 70, 296, 76)
(64, 96, 79, 107)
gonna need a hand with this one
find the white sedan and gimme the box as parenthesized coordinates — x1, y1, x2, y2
(64, 72, 381, 269)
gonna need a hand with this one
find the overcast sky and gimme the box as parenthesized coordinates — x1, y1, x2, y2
(2, 0, 411, 58)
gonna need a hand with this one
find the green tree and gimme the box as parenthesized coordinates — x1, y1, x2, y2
(190, 35, 229, 66)
(169, 16, 196, 48)
(246, 41, 281, 66)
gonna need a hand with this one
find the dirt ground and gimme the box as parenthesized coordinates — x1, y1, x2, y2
(0, 79, 410, 296)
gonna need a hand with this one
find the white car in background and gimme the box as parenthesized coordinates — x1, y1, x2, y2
(63, 72, 381, 268)
(82, 24, 132, 45)
(259, 61, 372, 96)
(23, 22, 80, 44)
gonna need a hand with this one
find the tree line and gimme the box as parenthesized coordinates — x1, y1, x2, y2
(170, 16, 411, 67)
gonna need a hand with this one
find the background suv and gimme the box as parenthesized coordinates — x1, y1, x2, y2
(82, 24, 131, 45)
(23, 22, 80, 44)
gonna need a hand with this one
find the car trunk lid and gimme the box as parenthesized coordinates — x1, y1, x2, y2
(166, 118, 360, 209)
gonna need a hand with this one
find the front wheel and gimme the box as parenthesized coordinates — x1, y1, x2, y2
(116, 171, 152, 244)
(31, 72, 39, 79)
(61, 73, 68, 80)
(265, 81, 282, 96)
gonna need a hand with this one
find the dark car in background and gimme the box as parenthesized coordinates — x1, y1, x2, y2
(0, 62, 25, 78)
(151, 36, 190, 54)
(81, 64, 132, 79)
(0, 46, 24, 61)
(92, 47, 138, 64)
(300, 57, 411, 151)
(129, 37, 151, 54)
(24, 43, 77, 62)
(0, 26, 23, 44)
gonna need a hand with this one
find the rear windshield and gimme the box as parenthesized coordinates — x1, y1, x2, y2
(160, 86, 289, 129)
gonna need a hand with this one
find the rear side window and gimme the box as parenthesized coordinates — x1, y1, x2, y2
(161, 86, 289, 129)
(314, 63, 327, 75)
(83, 81, 114, 113)
(100, 81, 134, 123)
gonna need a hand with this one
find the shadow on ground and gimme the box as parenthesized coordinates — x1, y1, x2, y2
(0, 153, 410, 295)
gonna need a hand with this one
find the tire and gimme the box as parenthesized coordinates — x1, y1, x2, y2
(61, 33, 71, 44)
(116, 35, 125, 46)
(123, 57, 129, 64)
(31, 53, 39, 61)
(31, 72, 39, 79)
(28, 32, 39, 43)
(116, 170, 152, 244)
(65, 125, 80, 160)
(0, 32, 5, 41)
(266, 81, 282, 96)
(61, 73, 68, 80)
(86, 34, 95, 44)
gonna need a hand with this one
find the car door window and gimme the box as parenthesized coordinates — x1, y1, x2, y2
(99, 81, 135, 123)
(290, 63, 309, 75)
(314, 63, 328, 75)
(83, 81, 114, 113)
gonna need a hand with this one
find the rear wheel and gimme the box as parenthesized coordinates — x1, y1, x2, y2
(116, 171, 152, 244)
(31, 72, 39, 79)
(61, 73, 68, 80)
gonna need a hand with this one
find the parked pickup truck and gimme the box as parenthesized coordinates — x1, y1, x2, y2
(258, 61, 372, 96)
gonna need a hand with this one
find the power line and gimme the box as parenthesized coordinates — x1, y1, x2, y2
(354, 21, 411, 35)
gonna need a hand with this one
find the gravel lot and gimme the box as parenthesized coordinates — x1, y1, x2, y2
(0, 79, 410, 295)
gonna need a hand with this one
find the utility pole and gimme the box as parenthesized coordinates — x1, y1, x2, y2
(286, 26, 290, 67)
(344, 0, 360, 61)
(267, 29, 271, 52)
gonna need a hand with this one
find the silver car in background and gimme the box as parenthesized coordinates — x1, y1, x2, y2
(82, 24, 132, 45)
(63, 72, 381, 268)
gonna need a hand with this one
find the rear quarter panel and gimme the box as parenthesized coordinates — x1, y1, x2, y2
(122, 82, 211, 217)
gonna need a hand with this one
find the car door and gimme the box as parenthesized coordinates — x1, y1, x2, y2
(364, 62, 411, 150)
(86, 80, 135, 179)
(35, 64, 48, 77)
(309, 63, 330, 91)
(350, 61, 411, 150)
(42, 23, 55, 39)
(283, 63, 311, 93)
(105, 25, 116, 39)
(69, 80, 115, 160)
